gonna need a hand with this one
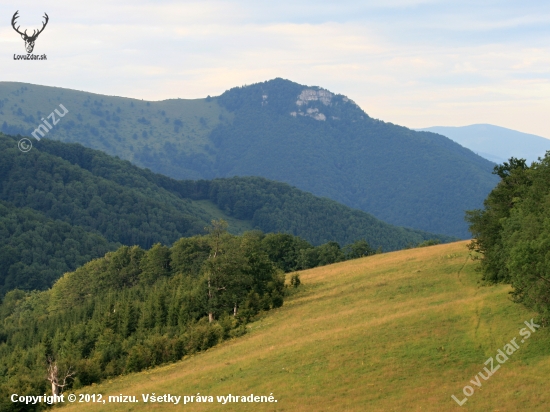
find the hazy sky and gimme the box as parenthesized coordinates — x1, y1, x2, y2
(2, 0, 550, 138)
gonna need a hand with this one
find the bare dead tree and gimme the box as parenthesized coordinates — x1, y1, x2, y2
(205, 219, 228, 322)
(46, 357, 75, 399)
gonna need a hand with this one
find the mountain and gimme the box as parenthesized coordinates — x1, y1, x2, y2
(0, 80, 499, 238)
(0, 132, 451, 294)
(416, 124, 550, 164)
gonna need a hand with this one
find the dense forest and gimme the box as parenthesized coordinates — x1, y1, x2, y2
(212, 79, 499, 238)
(0, 80, 498, 238)
(33, 134, 454, 249)
(0, 200, 117, 295)
(0, 132, 452, 294)
(0, 220, 380, 411)
(467, 154, 550, 322)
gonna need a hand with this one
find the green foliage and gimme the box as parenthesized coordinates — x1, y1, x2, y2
(0, 228, 286, 402)
(0, 132, 453, 295)
(0, 81, 498, 239)
(271, 293, 284, 308)
(344, 239, 375, 259)
(170, 177, 455, 250)
(139, 243, 171, 285)
(0, 217, 401, 402)
(0, 200, 116, 296)
(260, 233, 311, 272)
(212, 79, 499, 238)
(290, 273, 301, 288)
(466, 157, 532, 283)
(415, 239, 442, 248)
(171, 236, 211, 277)
(0, 133, 208, 250)
(316, 241, 345, 266)
(467, 154, 550, 320)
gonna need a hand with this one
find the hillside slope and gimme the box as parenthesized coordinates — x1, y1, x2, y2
(0, 200, 117, 294)
(62, 241, 549, 411)
(417, 124, 550, 164)
(0, 80, 499, 238)
(0, 133, 450, 293)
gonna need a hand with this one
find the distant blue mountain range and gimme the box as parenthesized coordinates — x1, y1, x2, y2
(416, 124, 550, 165)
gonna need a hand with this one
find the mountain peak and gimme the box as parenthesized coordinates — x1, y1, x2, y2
(0, 80, 497, 238)
(218, 78, 366, 122)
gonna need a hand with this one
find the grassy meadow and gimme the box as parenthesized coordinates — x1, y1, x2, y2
(60, 241, 548, 411)
(0, 82, 229, 178)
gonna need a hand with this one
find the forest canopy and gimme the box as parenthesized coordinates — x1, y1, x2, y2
(0, 218, 392, 410)
(467, 153, 550, 322)
(0, 132, 452, 295)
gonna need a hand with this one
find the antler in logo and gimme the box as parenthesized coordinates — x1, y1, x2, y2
(11, 11, 49, 54)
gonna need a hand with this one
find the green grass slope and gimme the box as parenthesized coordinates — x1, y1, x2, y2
(0, 80, 499, 238)
(62, 241, 549, 411)
(0, 82, 228, 180)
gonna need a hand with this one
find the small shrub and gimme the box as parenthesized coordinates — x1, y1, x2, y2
(260, 294, 272, 311)
(244, 291, 261, 315)
(229, 324, 247, 338)
(271, 293, 284, 308)
(417, 239, 441, 248)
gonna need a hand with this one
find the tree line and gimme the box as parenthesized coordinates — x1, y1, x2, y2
(0, 220, 380, 410)
(467, 154, 550, 323)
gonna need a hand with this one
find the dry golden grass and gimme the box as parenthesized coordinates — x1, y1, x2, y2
(61, 241, 549, 411)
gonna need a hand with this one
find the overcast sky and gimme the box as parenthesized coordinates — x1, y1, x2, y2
(2, 0, 550, 138)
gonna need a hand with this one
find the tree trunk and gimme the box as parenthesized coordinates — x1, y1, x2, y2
(47, 359, 73, 401)
(47, 361, 61, 400)
(208, 277, 213, 323)
(233, 302, 237, 317)
(51, 381, 59, 397)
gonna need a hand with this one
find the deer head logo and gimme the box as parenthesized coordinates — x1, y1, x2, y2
(11, 11, 49, 54)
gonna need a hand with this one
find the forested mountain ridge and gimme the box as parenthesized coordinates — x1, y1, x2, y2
(0, 132, 451, 294)
(0, 80, 499, 238)
(0, 82, 226, 180)
(0, 200, 117, 295)
(212, 80, 499, 238)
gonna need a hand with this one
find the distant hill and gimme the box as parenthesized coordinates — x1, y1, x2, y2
(417, 124, 550, 164)
(0, 132, 451, 293)
(0, 80, 499, 238)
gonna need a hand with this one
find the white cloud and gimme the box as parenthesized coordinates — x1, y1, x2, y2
(1, 0, 550, 138)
